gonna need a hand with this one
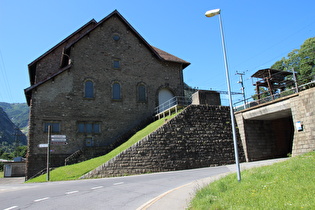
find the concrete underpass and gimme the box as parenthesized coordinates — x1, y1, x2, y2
(235, 89, 315, 161)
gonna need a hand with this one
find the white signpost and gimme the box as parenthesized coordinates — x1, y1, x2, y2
(51, 135, 67, 141)
(38, 129, 68, 181)
(51, 135, 67, 145)
(38, 143, 48, 148)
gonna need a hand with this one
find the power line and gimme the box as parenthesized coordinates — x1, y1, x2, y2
(0, 49, 13, 102)
(233, 19, 315, 75)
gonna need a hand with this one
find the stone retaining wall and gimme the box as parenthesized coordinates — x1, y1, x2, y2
(82, 105, 245, 178)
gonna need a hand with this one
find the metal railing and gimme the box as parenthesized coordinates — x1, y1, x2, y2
(155, 96, 192, 115)
(234, 78, 315, 112)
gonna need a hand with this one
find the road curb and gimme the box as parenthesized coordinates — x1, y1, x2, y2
(138, 158, 288, 210)
(137, 172, 232, 210)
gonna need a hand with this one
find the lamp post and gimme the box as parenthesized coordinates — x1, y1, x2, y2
(205, 9, 241, 182)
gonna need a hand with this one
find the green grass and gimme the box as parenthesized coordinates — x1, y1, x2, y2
(27, 112, 179, 183)
(0, 171, 3, 178)
(189, 151, 315, 209)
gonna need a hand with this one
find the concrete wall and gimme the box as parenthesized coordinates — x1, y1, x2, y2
(235, 87, 315, 161)
(81, 105, 245, 178)
(4, 162, 26, 177)
(192, 90, 221, 105)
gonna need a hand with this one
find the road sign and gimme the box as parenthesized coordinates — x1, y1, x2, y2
(38, 143, 48, 148)
(51, 141, 68, 145)
(51, 135, 67, 142)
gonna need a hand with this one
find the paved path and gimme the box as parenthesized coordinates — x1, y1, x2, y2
(0, 177, 25, 185)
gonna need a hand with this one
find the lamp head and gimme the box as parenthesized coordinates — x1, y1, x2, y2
(205, 9, 221, 17)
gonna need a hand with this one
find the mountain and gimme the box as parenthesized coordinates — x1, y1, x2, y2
(0, 106, 27, 147)
(0, 102, 29, 130)
(0, 102, 29, 148)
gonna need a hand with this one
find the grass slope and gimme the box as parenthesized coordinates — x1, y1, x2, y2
(27, 113, 178, 182)
(189, 151, 315, 209)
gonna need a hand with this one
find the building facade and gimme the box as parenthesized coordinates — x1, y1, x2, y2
(25, 10, 189, 179)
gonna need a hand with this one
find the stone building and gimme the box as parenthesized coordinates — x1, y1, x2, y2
(24, 10, 190, 179)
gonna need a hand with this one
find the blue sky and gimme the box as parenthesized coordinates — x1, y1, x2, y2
(0, 0, 314, 104)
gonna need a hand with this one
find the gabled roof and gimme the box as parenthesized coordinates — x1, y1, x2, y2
(151, 46, 190, 67)
(65, 10, 190, 68)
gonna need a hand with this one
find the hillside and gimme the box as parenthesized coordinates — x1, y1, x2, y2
(0, 102, 28, 151)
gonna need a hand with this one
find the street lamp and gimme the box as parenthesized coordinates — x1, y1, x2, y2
(205, 9, 241, 182)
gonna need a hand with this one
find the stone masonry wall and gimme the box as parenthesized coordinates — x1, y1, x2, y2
(290, 87, 315, 156)
(82, 105, 245, 178)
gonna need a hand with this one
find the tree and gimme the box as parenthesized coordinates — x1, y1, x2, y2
(14, 145, 27, 158)
(271, 37, 315, 83)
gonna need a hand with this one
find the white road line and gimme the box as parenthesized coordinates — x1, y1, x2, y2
(91, 186, 103, 190)
(34, 197, 49, 202)
(4, 206, 18, 210)
(65, 190, 79, 195)
(113, 182, 124, 185)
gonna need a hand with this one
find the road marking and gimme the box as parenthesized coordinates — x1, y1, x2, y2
(4, 206, 18, 210)
(65, 190, 79, 195)
(91, 186, 103, 190)
(34, 197, 49, 202)
(113, 182, 124, 186)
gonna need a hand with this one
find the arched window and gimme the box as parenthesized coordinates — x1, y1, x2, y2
(137, 84, 146, 102)
(84, 80, 94, 98)
(112, 82, 121, 100)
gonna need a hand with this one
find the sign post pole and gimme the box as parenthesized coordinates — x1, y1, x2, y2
(47, 125, 51, 181)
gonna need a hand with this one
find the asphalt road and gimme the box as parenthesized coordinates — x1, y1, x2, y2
(0, 166, 230, 210)
(1, 158, 289, 210)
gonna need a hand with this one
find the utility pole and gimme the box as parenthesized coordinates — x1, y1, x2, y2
(236, 71, 247, 109)
(291, 68, 299, 93)
(13, 124, 22, 157)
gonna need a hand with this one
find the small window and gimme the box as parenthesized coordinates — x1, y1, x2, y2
(44, 122, 60, 133)
(112, 82, 121, 100)
(84, 80, 94, 98)
(113, 34, 120, 41)
(78, 122, 101, 134)
(85, 138, 94, 147)
(138, 84, 147, 102)
(113, 60, 120, 69)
